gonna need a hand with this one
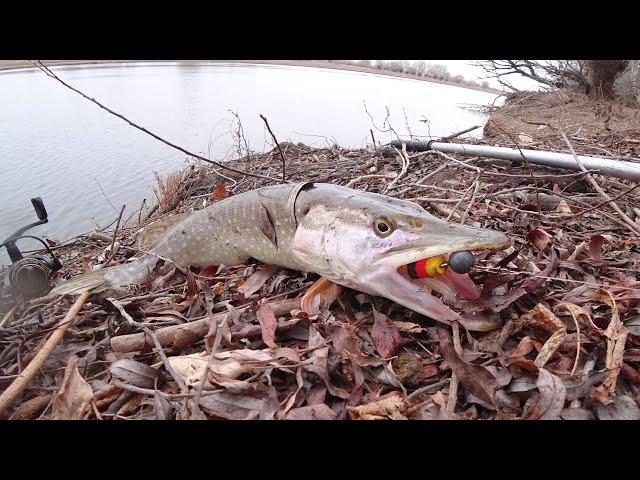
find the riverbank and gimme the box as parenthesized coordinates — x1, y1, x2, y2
(1, 90, 639, 421)
(0, 59, 505, 95)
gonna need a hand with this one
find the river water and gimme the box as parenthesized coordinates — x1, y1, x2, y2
(0, 62, 500, 262)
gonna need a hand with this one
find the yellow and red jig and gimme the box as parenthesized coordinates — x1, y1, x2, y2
(404, 255, 448, 279)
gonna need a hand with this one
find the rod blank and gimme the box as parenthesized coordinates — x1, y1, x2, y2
(388, 140, 640, 181)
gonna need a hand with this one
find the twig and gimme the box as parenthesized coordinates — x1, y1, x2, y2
(93, 177, 118, 214)
(259, 114, 287, 183)
(431, 151, 481, 173)
(104, 204, 126, 265)
(0, 290, 91, 416)
(441, 125, 481, 141)
(370, 129, 377, 149)
(382, 144, 410, 194)
(560, 132, 640, 236)
(460, 172, 482, 223)
(446, 373, 458, 415)
(346, 174, 396, 188)
(564, 183, 640, 220)
(106, 297, 188, 393)
(34, 61, 284, 184)
(493, 122, 542, 214)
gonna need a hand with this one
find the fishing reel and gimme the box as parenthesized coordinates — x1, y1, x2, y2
(1, 197, 62, 298)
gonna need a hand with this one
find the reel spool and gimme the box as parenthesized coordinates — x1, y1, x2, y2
(7, 257, 54, 298)
(1, 197, 62, 299)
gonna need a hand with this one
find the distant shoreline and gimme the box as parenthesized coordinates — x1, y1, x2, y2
(0, 60, 505, 96)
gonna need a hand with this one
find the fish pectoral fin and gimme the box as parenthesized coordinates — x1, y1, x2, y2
(301, 277, 343, 315)
(137, 213, 186, 251)
(50, 270, 109, 295)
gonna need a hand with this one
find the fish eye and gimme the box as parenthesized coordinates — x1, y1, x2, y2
(373, 216, 394, 237)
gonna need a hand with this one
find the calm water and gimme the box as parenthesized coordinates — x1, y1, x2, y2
(0, 62, 499, 262)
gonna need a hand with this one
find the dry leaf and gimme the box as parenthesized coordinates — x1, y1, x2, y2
(110, 359, 159, 389)
(52, 355, 93, 420)
(593, 290, 628, 404)
(237, 265, 279, 298)
(371, 308, 403, 358)
(587, 234, 610, 262)
(437, 328, 498, 409)
(256, 302, 279, 349)
(518, 303, 566, 368)
(527, 228, 552, 251)
(198, 386, 280, 420)
(347, 392, 406, 420)
(284, 404, 337, 420)
(211, 184, 227, 199)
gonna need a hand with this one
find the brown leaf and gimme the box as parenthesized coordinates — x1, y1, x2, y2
(198, 386, 280, 420)
(527, 228, 552, 251)
(256, 303, 279, 349)
(154, 390, 173, 420)
(593, 290, 628, 404)
(505, 336, 536, 363)
(199, 265, 219, 278)
(522, 250, 559, 292)
(52, 355, 93, 420)
(518, 303, 567, 368)
(304, 325, 350, 399)
(110, 359, 159, 389)
(237, 265, 279, 298)
(284, 404, 337, 420)
(595, 395, 640, 420)
(347, 392, 406, 420)
(437, 328, 498, 409)
(168, 349, 273, 385)
(523, 368, 566, 419)
(587, 234, 610, 262)
(371, 308, 403, 358)
(211, 184, 227, 199)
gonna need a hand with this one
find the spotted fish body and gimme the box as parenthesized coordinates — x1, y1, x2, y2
(52, 183, 509, 331)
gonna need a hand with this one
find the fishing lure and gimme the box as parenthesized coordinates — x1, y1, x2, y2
(404, 250, 475, 279)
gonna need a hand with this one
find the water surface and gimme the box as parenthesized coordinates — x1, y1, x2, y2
(0, 62, 499, 262)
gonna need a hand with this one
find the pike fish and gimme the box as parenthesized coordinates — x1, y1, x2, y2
(52, 183, 509, 331)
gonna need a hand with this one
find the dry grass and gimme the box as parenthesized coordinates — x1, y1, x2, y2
(153, 170, 184, 213)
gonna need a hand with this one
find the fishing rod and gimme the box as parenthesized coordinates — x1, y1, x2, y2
(388, 139, 640, 181)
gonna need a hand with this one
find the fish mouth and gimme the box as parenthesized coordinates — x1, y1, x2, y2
(371, 229, 509, 332)
(372, 228, 509, 268)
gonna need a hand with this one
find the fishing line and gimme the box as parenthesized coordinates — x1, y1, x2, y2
(474, 264, 640, 292)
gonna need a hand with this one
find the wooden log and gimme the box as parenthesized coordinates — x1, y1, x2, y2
(110, 298, 301, 353)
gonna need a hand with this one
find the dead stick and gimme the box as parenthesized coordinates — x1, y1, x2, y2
(259, 114, 287, 183)
(561, 132, 640, 236)
(33, 61, 284, 184)
(110, 297, 300, 353)
(441, 125, 481, 141)
(0, 290, 90, 416)
(104, 204, 126, 265)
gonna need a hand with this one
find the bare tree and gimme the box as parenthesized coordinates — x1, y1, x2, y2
(476, 60, 629, 99)
(476, 60, 559, 91)
(585, 60, 630, 99)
